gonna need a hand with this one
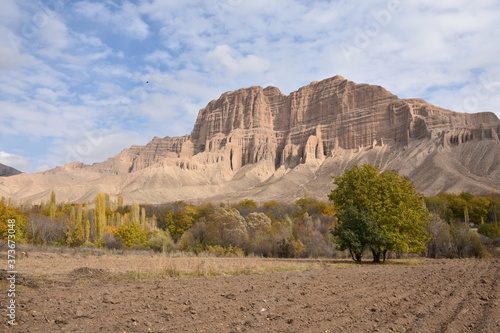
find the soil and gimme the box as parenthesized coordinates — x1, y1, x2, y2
(2, 258, 499, 332)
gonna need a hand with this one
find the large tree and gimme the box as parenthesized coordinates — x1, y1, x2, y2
(329, 164, 430, 263)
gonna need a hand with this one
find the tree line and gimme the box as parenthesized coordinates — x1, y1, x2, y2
(0, 192, 337, 258)
(1, 164, 499, 261)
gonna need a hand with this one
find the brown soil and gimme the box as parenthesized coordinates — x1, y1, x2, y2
(1, 258, 499, 332)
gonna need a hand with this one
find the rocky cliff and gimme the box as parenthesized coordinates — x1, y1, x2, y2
(2, 76, 500, 204)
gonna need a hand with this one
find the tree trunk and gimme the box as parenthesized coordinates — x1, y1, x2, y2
(350, 249, 362, 263)
(372, 249, 381, 263)
(355, 252, 362, 263)
(382, 250, 387, 263)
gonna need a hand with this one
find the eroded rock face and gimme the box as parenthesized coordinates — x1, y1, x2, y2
(2, 76, 500, 204)
(101, 75, 500, 175)
(93, 135, 191, 174)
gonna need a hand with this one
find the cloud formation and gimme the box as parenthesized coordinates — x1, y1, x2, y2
(0, 151, 30, 172)
(1, 0, 499, 173)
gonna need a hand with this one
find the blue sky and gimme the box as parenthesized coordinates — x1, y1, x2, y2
(1, 0, 499, 173)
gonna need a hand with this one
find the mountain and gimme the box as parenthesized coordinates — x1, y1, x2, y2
(0, 163, 22, 177)
(2, 75, 500, 204)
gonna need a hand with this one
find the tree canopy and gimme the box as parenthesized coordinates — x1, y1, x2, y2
(0, 199, 28, 243)
(329, 164, 430, 263)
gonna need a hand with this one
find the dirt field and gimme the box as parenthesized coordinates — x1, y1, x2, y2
(1, 254, 499, 332)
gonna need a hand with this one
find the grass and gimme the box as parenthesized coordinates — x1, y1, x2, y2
(8, 251, 329, 284)
(384, 258, 423, 266)
(2, 248, 424, 286)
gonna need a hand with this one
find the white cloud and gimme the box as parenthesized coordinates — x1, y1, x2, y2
(74, 1, 150, 40)
(51, 127, 154, 167)
(36, 13, 70, 56)
(0, 26, 29, 69)
(144, 50, 173, 64)
(0, 0, 21, 27)
(207, 45, 271, 76)
(0, 151, 30, 172)
(35, 87, 64, 102)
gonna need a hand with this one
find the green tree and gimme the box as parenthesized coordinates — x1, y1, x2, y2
(329, 164, 430, 263)
(425, 195, 453, 220)
(331, 206, 382, 262)
(166, 209, 195, 241)
(468, 197, 490, 224)
(477, 223, 500, 238)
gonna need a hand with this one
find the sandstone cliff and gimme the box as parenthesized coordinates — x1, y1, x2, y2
(2, 76, 500, 204)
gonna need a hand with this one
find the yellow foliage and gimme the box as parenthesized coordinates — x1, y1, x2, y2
(0, 201, 28, 243)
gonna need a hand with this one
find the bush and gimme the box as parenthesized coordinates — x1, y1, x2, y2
(147, 230, 174, 252)
(277, 238, 305, 258)
(205, 208, 248, 248)
(102, 231, 123, 250)
(477, 223, 500, 238)
(427, 214, 453, 259)
(467, 232, 487, 258)
(116, 223, 147, 249)
(427, 217, 487, 258)
(204, 245, 245, 257)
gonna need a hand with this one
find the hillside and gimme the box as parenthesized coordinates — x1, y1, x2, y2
(0, 163, 22, 177)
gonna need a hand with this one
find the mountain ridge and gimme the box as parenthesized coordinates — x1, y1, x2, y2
(2, 76, 500, 204)
(0, 163, 22, 177)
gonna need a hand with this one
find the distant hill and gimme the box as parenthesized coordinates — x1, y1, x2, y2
(0, 163, 22, 177)
(1, 75, 500, 204)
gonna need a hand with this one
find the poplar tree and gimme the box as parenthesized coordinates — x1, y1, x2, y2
(49, 191, 57, 218)
(95, 192, 107, 242)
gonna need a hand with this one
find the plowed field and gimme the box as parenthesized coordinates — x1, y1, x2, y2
(2, 257, 499, 332)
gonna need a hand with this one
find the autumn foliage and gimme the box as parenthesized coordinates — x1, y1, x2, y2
(1, 170, 498, 259)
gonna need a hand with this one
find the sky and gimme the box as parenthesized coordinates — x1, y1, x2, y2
(1, 0, 499, 173)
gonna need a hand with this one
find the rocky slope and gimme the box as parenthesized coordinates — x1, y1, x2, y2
(2, 76, 500, 204)
(0, 163, 22, 177)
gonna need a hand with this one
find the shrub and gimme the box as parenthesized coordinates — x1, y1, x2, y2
(204, 245, 245, 257)
(102, 231, 123, 250)
(148, 230, 174, 252)
(205, 208, 248, 248)
(427, 214, 453, 259)
(116, 223, 147, 249)
(477, 223, 500, 238)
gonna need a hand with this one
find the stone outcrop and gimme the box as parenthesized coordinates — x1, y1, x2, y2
(1, 76, 500, 204)
(93, 135, 191, 174)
